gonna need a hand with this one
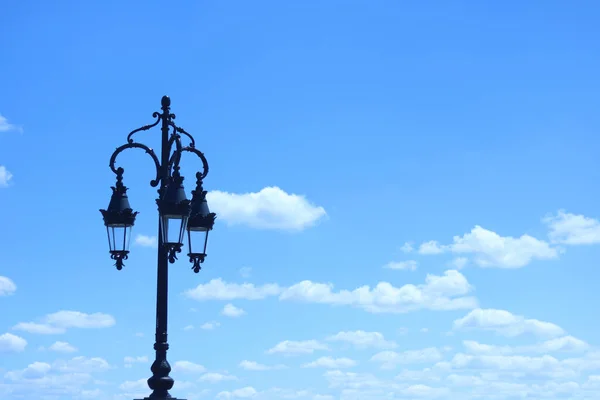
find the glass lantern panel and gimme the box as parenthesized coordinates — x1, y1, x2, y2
(187, 229, 209, 255)
(106, 224, 133, 252)
(161, 215, 189, 245)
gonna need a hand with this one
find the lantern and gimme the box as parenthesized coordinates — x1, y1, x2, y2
(187, 173, 216, 272)
(99, 170, 138, 270)
(157, 171, 191, 260)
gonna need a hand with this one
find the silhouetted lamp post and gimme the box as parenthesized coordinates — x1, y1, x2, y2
(100, 96, 216, 400)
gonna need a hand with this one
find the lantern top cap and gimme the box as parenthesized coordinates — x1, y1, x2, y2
(100, 174, 138, 227)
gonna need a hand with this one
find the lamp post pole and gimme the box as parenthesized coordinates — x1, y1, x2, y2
(148, 96, 177, 399)
(100, 96, 217, 400)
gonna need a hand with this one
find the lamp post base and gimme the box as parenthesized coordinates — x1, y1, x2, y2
(135, 398, 186, 400)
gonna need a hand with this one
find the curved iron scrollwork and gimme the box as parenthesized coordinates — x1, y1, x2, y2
(109, 142, 161, 187)
(173, 146, 210, 180)
(126, 112, 162, 143)
(171, 122, 196, 148)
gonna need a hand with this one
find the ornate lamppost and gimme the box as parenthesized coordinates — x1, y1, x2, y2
(100, 96, 216, 400)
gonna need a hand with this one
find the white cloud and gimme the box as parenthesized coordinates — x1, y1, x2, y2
(201, 321, 221, 330)
(199, 372, 238, 383)
(184, 271, 477, 315)
(544, 210, 600, 245)
(463, 336, 589, 355)
(119, 378, 148, 392)
(418, 241, 445, 255)
(207, 187, 326, 231)
(454, 308, 565, 337)
(302, 356, 357, 369)
(134, 234, 157, 247)
(184, 279, 282, 301)
(449, 257, 468, 269)
(173, 360, 206, 374)
(384, 260, 417, 271)
(279, 270, 477, 314)
(0, 332, 27, 352)
(13, 310, 115, 335)
(327, 331, 397, 349)
(13, 322, 65, 334)
(323, 369, 388, 390)
(0, 166, 13, 188)
(4, 361, 52, 380)
(53, 356, 110, 373)
(1, 358, 100, 399)
(267, 340, 330, 356)
(48, 341, 77, 353)
(240, 267, 252, 278)
(313, 395, 335, 400)
(395, 368, 441, 382)
(222, 303, 246, 318)
(444, 352, 567, 376)
(124, 355, 148, 368)
(0, 275, 16, 296)
(0, 115, 21, 132)
(184, 325, 194, 331)
(371, 348, 443, 369)
(238, 360, 286, 371)
(216, 386, 258, 399)
(400, 242, 414, 253)
(418, 226, 558, 268)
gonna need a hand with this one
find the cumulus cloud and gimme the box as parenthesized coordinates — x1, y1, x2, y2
(200, 321, 221, 330)
(544, 210, 600, 245)
(449, 257, 468, 269)
(52, 356, 110, 373)
(0, 165, 13, 187)
(0, 333, 27, 352)
(134, 234, 157, 247)
(172, 360, 206, 374)
(383, 260, 417, 271)
(418, 241, 445, 255)
(371, 348, 443, 369)
(119, 378, 148, 392)
(48, 341, 77, 353)
(199, 372, 238, 383)
(238, 360, 286, 371)
(418, 226, 558, 268)
(463, 336, 590, 355)
(1, 357, 108, 399)
(453, 308, 565, 337)
(326, 331, 397, 349)
(221, 304, 246, 318)
(400, 242, 414, 253)
(302, 356, 357, 369)
(279, 269, 477, 314)
(216, 386, 258, 399)
(124, 356, 148, 368)
(207, 187, 326, 231)
(266, 340, 329, 356)
(0, 115, 21, 132)
(184, 279, 282, 301)
(0, 276, 16, 296)
(13, 311, 115, 334)
(184, 271, 477, 315)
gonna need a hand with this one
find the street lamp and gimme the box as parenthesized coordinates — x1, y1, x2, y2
(99, 96, 216, 400)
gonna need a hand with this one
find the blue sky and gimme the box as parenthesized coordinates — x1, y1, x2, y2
(2, 0, 600, 399)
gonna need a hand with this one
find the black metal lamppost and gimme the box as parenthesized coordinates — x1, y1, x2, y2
(100, 96, 216, 400)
